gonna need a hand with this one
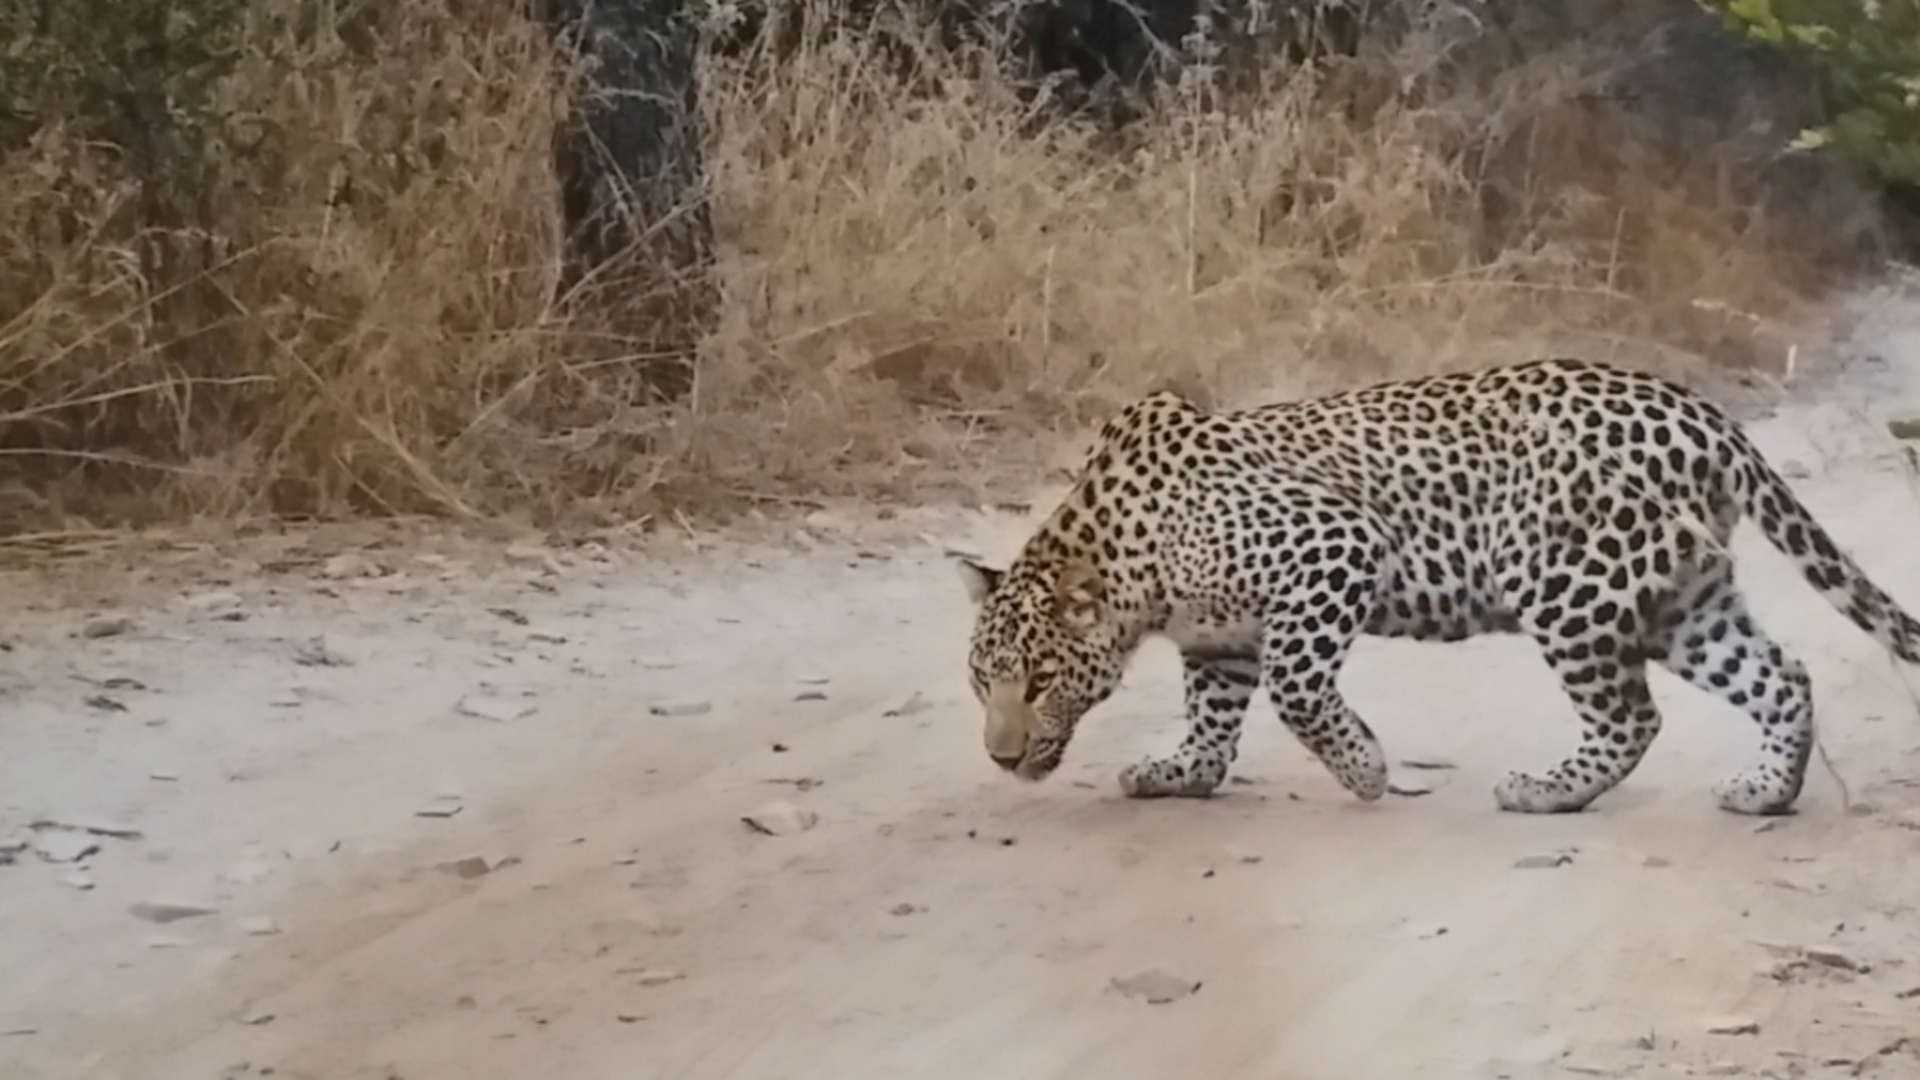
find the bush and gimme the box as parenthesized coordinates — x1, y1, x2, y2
(1697, 0, 1920, 185)
(0, 0, 1891, 535)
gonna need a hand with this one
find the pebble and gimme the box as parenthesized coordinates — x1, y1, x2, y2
(61, 872, 95, 890)
(1514, 853, 1574, 870)
(129, 901, 220, 924)
(455, 695, 537, 723)
(1111, 968, 1201, 1004)
(632, 969, 685, 987)
(649, 699, 713, 718)
(1502, 1031, 1571, 1065)
(884, 692, 932, 718)
(440, 856, 494, 880)
(742, 800, 818, 836)
(81, 615, 134, 639)
(32, 830, 101, 865)
(240, 916, 282, 936)
(415, 797, 465, 819)
(1703, 1015, 1760, 1036)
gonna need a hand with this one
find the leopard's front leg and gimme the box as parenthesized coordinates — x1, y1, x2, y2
(1119, 651, 1259, 798)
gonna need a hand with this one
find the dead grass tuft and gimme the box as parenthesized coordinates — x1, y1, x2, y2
(0, 0, 1889, 535)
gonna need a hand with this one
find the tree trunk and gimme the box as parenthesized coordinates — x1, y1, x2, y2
(545, 0, 716, 401)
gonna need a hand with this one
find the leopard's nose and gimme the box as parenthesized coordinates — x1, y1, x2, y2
(989, 752, 1022, 772)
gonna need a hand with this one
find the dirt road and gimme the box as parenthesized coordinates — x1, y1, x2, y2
(5, 306, 1920, 1080)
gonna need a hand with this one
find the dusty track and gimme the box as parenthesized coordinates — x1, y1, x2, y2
(4, 308, 1920, 1080)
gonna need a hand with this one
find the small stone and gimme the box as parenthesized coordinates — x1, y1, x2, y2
(440, 856, 493, 880)
(884, 692, 932, 718)
(795, 690, 828, 702)
(742, 800, 818, 836)
(1405, 921, 1449, 940)
(1400, 757, 1457, 771)
(238, 1009, 275, 1026)
(1514, 853, 1574, 870)
(33, 817, 143, 841)
(1703, 1015, 1760, 1036)
(455, 695, 537, 723)
(415, 797, 465, 819)
(1803, 946, 1867, 973)
(240, 916, 281, 936)
(130, 901, 220, 924)
(632, 969, 685, 987)
(649, 699, 712, 718)
(150, 771, 180, 782)
(293, 637, 353, 667)
(81, 615, 134, 639)
(796, 674, 831, 686)
(890, 903, 921, 916)
(61, 872, 95, 890)
(1111, 968, 1201, 1004)
(1502, 1031, 1571, 1065)
(321, 552, 378, 579)
(1387, 782, 1432, 797)
(183, 589, 244, 612)
(32, 829, 102, 864)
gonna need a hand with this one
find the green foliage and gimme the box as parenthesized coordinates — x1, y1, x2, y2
(1697, 0, 1920, 185)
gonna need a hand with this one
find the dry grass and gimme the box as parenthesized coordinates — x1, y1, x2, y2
(0, 0, 1887, 535)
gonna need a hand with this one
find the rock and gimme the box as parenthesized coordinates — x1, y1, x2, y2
(742, 800, 818, 836)
(455, 695, 537, 723)
(183, 589, 244, 612)
(1703, 1015, 1760, 1036)
(129, 901, 220, 924)
(320, 552, 381, 579)
(795, 690, 828, 702)
(1405, 921, 1449, 941)
(238, 1009, 275, 1026)
(884, 692, 932, 718)
(649, 699, 712, 718)
(220, 859, 276, 886)
(81, 614, 134, 639)
(415, 797, 465, 819)
(1387, 782, 1432, 797)
(240, 916, 281, 936)
(1111, 968, 1201, 1004)
(890, 903, 922, 916)
(1400, 757, 1458, 771)
(440, 856, 494, 879)
(32, 831, 100, 865)
(632, 968, 685, 987)
(1514, 853, 1575, 870)
(1803, 946, 1868, 973)
(61, 872, 95, 890)
(293, 637, 354, 667)
(84, 694, 127, 712)
(32, 817, 143, 840)
(1502, 1031, 1572, 1065)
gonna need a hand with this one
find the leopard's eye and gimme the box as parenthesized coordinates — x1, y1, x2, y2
(1024, 669, 1055, 702)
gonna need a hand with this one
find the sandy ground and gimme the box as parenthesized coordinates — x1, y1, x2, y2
(5, 293, 1920, 1080)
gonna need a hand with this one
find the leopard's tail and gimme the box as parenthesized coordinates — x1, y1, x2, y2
(1731, 431, 1920, 664)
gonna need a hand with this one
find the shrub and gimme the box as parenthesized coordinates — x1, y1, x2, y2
(1697, 0, 1920, 185)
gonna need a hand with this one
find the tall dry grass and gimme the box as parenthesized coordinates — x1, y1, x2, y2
(0, 0, 1885, 535)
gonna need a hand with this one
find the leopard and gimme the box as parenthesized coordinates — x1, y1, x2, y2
(956, 356, 1920, 816)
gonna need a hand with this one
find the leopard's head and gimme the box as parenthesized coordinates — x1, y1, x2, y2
(955, 556, 1125, 781)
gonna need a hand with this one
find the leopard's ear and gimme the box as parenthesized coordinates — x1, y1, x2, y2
(955, 558, 1004, 605)
(1052, 562, 1106, 633)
